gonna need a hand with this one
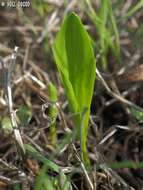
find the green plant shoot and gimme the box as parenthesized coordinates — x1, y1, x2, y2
(52, 12, 96, 165)
(48, 82, 58, 145)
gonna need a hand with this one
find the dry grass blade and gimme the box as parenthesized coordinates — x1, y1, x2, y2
(1, 47, 25, 155)
(72, 144, 95, 190)
(96, 68, 143, 112)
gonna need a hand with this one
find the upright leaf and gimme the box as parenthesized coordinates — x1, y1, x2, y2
(52, 12, 96, 164)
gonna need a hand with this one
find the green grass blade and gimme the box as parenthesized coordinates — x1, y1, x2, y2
(26, 144, 72, 189)
(123, 0, 143, 18)
(108, 0, 120, 58)
(80, 0, 120, 67)
(99, 0, 108, 26)
(13, 184, 21, 190)
(108, 160, 143, 170)
(98, 0, 109, 66)
(35, 165, 55, 190)
(25, 144, 59, 172)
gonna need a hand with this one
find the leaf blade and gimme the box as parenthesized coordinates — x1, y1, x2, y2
(52, 12, 96, 165)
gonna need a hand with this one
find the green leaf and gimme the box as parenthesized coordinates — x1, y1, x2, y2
(131, 108, 143, 123)
(26, 144, 72, 190)
(1, 117, 13, 135)
(25, 144, 59, 172)
(58, 170, 72, 190)
(35, 165, 54, 190)
(35, 165, 72, 190)
(32, 0, 48, 17)
(17, 105, 32, 125)
(53, 12, 96, 165)
(13, 184, 21, 190)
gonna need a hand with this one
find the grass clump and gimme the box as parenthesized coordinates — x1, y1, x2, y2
(81, 0, 120, 68)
